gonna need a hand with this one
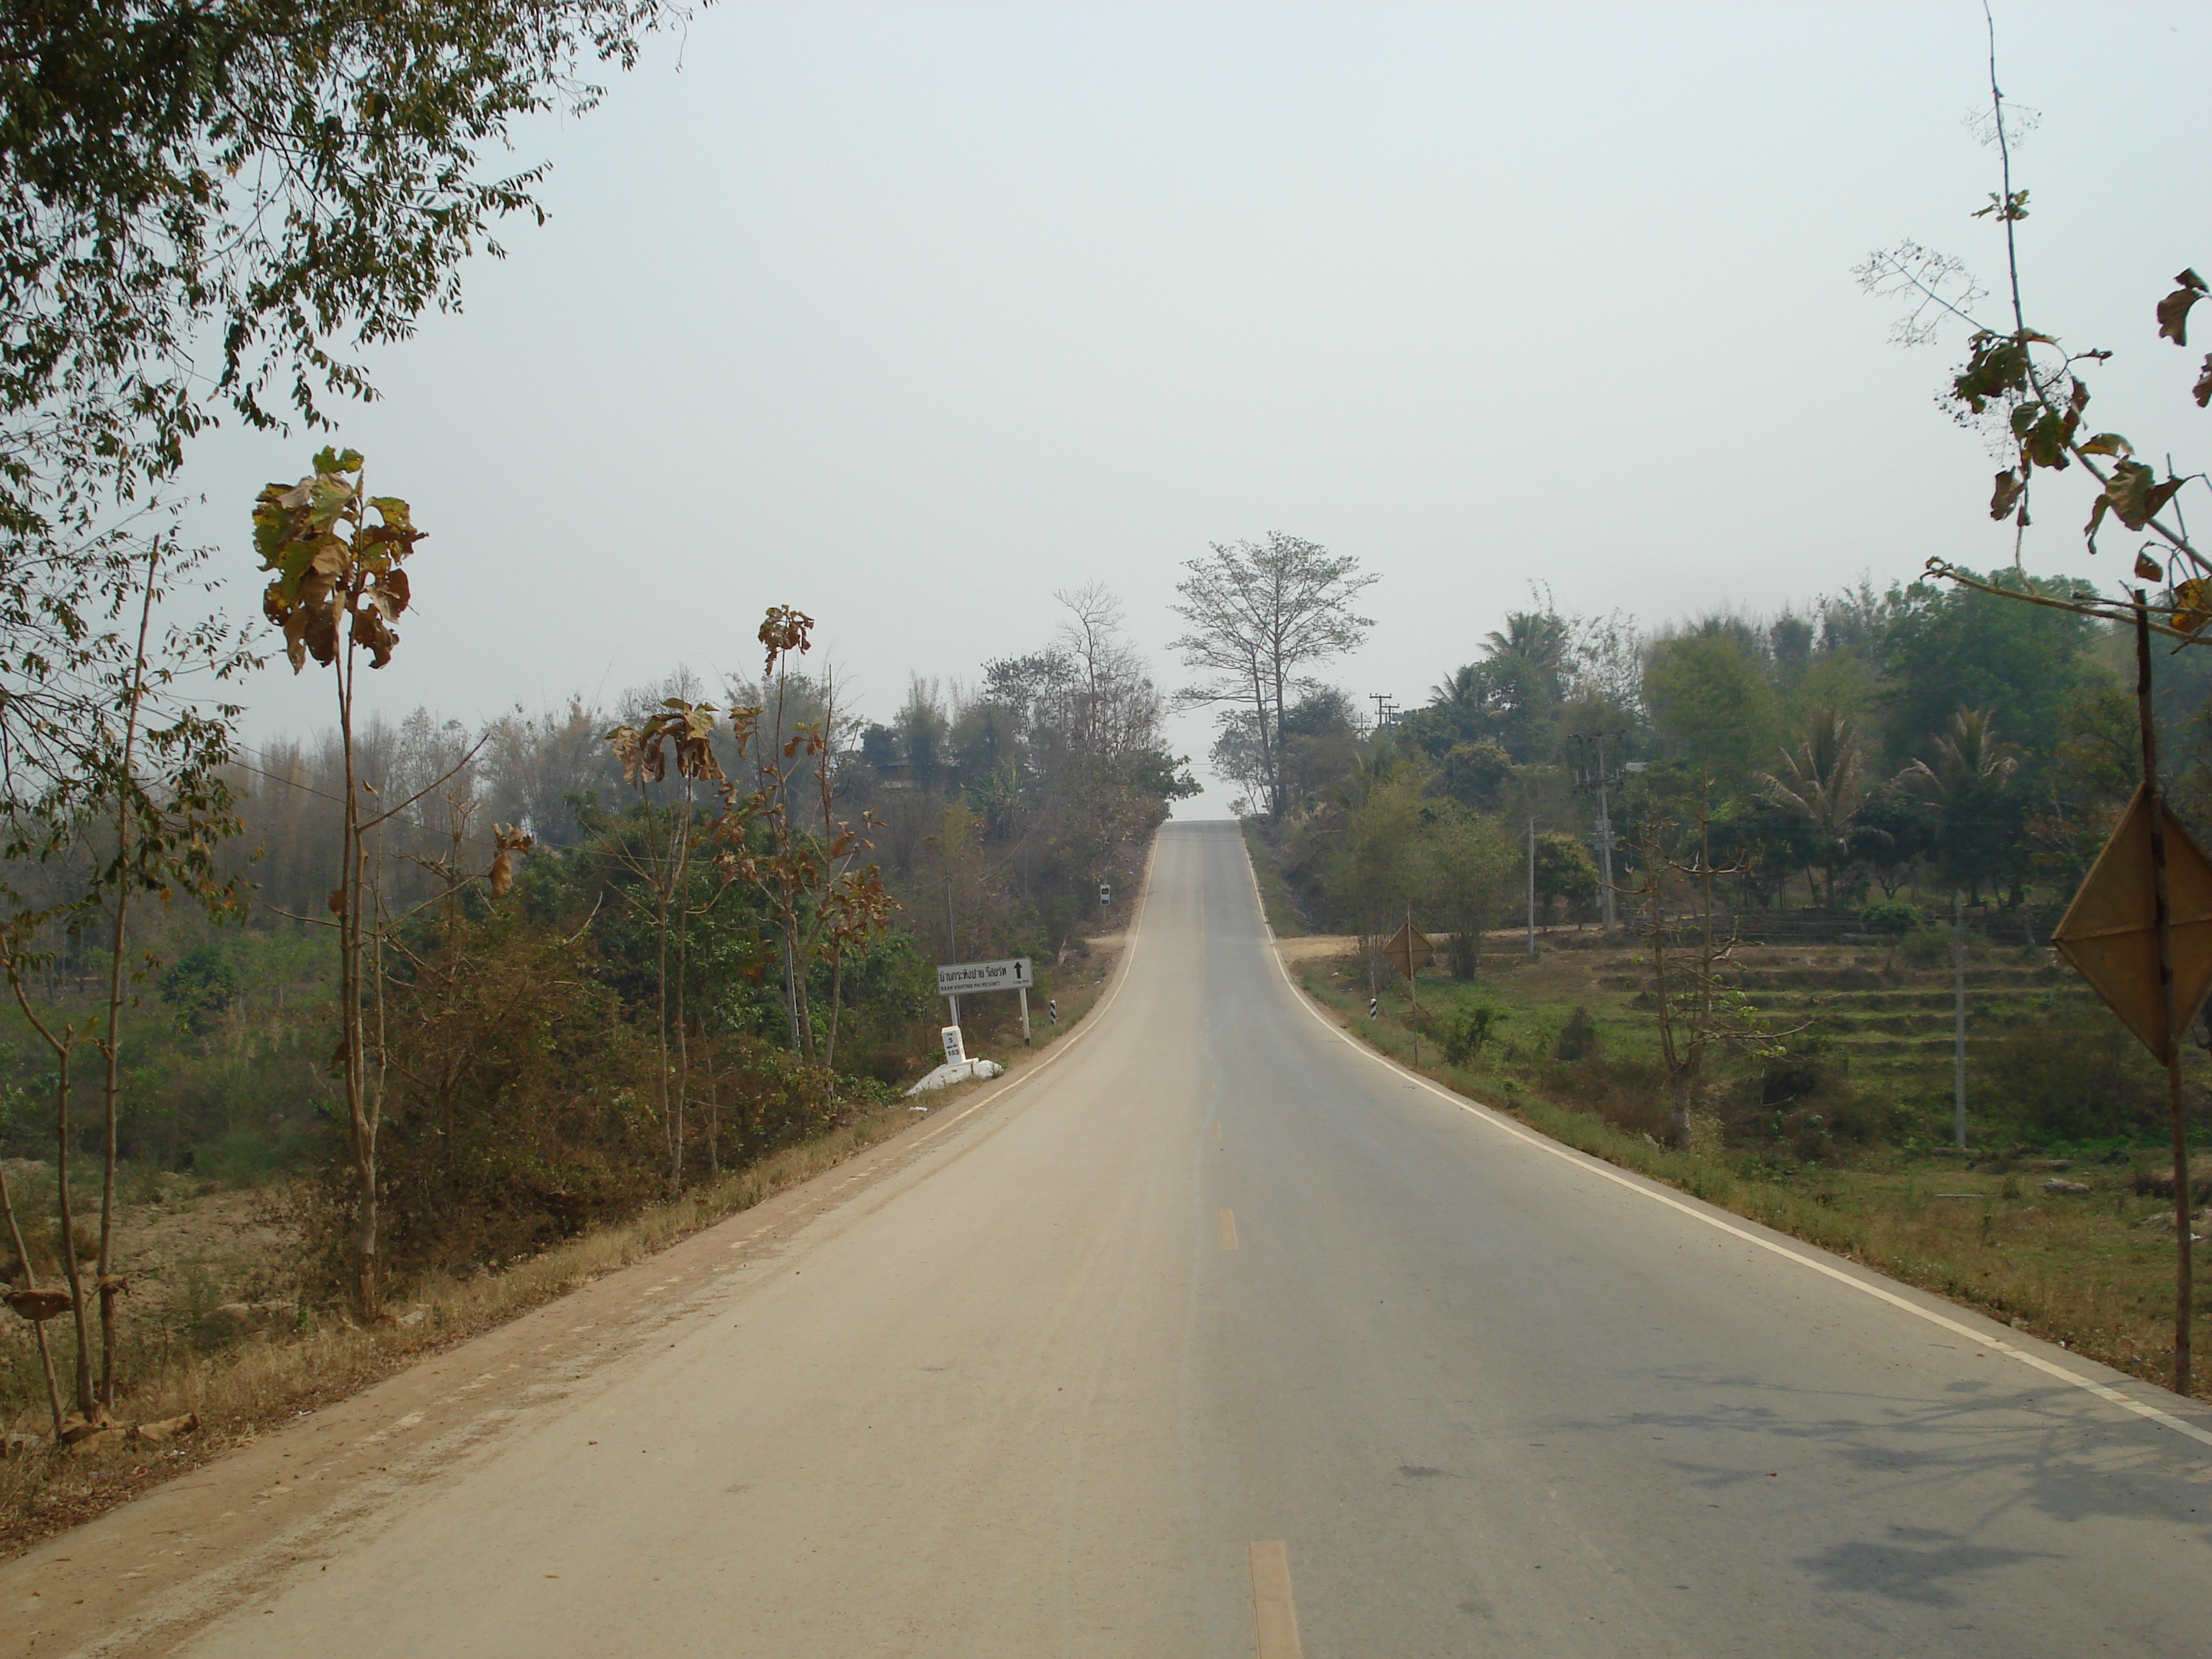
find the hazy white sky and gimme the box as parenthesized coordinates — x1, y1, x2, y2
(181, 1, 2211, 814)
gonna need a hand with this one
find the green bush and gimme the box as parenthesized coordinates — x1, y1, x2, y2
(1979, 1012, 2176, 1144)
(1860, 899, 1922, 937)
(1440, 1002, 1508, 1066)
(1555, 1005, 1601, 1062)
(160, 942, 241, 1034)
(1897, 926, 1952, 968)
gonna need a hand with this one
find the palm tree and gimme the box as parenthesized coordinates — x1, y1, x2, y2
(1757, 706, 1866, 907)
(1482, 611, 1570, 700)
(1429, 662, 1485, 709)
(1897, 707, 2023, 902)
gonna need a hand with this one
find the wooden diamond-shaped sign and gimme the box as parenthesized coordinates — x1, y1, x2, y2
(2051, 782, 2212, 1059)
(1382, 922, 1432, 981)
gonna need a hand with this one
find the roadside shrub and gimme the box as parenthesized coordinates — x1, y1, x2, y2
(1860, 899, 1921, 937)
(298, 906, 871, 1296)
(1540, 1052, 1670, 1142)
(1895, 926, 1955, 968)
(719, 1033, 850, 1164)
(1440, 1002, 1508, 1066)
(297, 914, 665, 1293)
(1757, 1033, 1836, 1107)
(1978, 1012, 2177, 1144)
(1554, 1006, 1601, 1062)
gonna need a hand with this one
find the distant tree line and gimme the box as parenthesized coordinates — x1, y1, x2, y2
(1247, 567, 2212, 958)
(0, 581, 1192, 1361)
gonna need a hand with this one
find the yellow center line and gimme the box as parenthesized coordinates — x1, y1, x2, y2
(1218, 1208, 1238, 1251)
(1212, 1122, 1222, 1143)
(1248, 1540, 1302, 1658)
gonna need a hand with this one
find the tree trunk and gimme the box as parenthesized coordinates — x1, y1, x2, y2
(52, 1048, 95, 1416)
(793, 930, 818, 1064)
(671, 898, 690, 1199)
(353, 1169, 378, 1321)
(338, 647, 381, 1324)
(93, 550, 159, 1408)
(1667, 1073, 1695, 1150)
(1269, 660, 1288, 819)
(668, 793, 696, 1198)
(781, 935, 801, 1051)
(0, 1154, 64, 1437)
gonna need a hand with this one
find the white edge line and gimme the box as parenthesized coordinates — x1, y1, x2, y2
(1236, 823, 2212, 1452)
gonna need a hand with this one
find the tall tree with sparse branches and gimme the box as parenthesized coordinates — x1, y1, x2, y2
(1856, 4, 2207, 639)
(253, 447, 427, 1322)
(1171, 534, 1375, 819)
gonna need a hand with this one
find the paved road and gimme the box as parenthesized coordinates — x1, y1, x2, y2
(101, 824, 2212, 1653)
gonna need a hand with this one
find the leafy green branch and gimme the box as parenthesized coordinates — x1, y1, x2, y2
(1856, 7, 2208, 637)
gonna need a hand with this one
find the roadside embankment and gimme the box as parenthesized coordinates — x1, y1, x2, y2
(0, 936, 1124, 1560)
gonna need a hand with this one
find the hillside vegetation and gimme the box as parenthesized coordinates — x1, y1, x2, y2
(1234, 571, 2212, 1394)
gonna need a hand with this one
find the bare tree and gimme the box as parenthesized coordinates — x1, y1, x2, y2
(1052, 583, 1162, 760)
(1170, 534, 1376, 819)
(1634, 788, 1802, 1148)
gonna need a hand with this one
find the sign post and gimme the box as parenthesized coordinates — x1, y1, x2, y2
(2051, 599, 2212, 1398)
(1383, 916, 1433, 1068)
(935, 957, 1035, 1051)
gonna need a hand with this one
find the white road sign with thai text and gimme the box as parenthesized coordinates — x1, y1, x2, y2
(936, 958, 1033, 995)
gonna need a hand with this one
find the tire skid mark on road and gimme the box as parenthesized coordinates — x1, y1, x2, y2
(1242, 845, 2212, 1452)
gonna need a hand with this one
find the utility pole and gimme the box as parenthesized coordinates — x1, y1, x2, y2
(1526, 815, 1537, 956)
(945, 878, 960, 1032)
(2134, 594, 2193, 1398)
(1952, 889, 1967, 1150)
(1407, 901, 1421, 1070)
(1572, 732, 1629, 940)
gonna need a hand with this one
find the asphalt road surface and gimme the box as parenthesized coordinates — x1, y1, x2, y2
(35, 822, 2212, 1656)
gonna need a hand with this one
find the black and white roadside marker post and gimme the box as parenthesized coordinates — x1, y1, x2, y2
(1048, 998, 1058, 1026)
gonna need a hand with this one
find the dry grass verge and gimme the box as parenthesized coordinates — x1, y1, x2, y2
(1241, 819, 1306, 938)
